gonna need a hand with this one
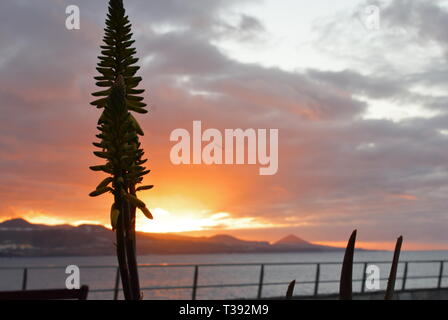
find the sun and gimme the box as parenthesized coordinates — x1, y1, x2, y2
(135, 194, 217, 233)
(135, 208, 210, 233)
(134, 191, 283, 234)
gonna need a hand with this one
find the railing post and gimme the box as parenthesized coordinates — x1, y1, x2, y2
(113, 267, 120, 300)
(361, 262, 368, 293)
(314, 263, 320, 296)
(257, 264, 265, 299)
(22, 268, 28, 291)
(401, 262, 408, 291)
(192, 265, 199, 300)
(437, 261, 444, 289)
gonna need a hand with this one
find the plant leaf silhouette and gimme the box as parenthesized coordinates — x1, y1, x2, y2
(339, 229, 357, 300)
(286, 280, 296, 300)
(385, 236, 403, 300)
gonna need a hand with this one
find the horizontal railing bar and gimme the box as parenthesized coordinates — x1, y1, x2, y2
(90, 281, 447, 294)
(1, 259, 447, 270)
(404, 275, 447, 280)
(87, 274, 448, 293)
(197, 283, 259, 289)
(91, 283, 260, 292)
(141, 285, 195, 290)
(0, 265, 118, 270)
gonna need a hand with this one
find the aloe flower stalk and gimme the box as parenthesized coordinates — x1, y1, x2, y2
(89, 0, 152, 300)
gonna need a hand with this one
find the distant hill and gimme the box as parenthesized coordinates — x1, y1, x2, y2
(274, 234, 310, 245)
(0, 219, 345, 257)
(0, 218, 33, 229)
(272, 234, 342, 252)
(0, 218, 55, 230)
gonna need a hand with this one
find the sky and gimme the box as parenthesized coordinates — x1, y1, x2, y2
(1, 0, 448, 250)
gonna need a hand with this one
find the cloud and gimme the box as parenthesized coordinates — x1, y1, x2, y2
(307, 69, 407, 99)
(0, 0, 447, 247)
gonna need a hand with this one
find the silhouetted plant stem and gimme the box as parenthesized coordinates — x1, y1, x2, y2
(339, 229, 357, 300)
(129, 184, 138, 256)
(385, 236, 403, 300)
(124, 196, 141, 299)
(115, 207, 132, 300)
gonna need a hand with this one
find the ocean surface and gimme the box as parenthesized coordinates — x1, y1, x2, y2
(1, 250, 447, 300)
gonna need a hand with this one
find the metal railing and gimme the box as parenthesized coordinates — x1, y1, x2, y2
(1, 260, 447, 299)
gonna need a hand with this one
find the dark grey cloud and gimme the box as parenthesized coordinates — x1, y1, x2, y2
(307, 69, 407, 99)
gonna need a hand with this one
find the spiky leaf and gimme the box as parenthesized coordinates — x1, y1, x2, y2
(136, 185, 154, 192)
(339, 230, 357, 300)
(385, 236, 403, 300)
(89, 186, 113, 197)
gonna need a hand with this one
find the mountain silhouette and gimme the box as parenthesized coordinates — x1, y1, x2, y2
(274, 234, 310, 245)
(0, 218, 34, 228)
(0, 218, 347, 256)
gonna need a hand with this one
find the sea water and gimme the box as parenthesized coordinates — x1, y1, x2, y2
(0, 250, 447, 300)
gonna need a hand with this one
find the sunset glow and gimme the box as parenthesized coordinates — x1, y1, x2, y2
(14, 210, 103, 227)
(135, 208, 282, 233)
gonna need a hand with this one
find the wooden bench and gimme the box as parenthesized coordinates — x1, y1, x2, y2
(0, 285, 89, 300)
